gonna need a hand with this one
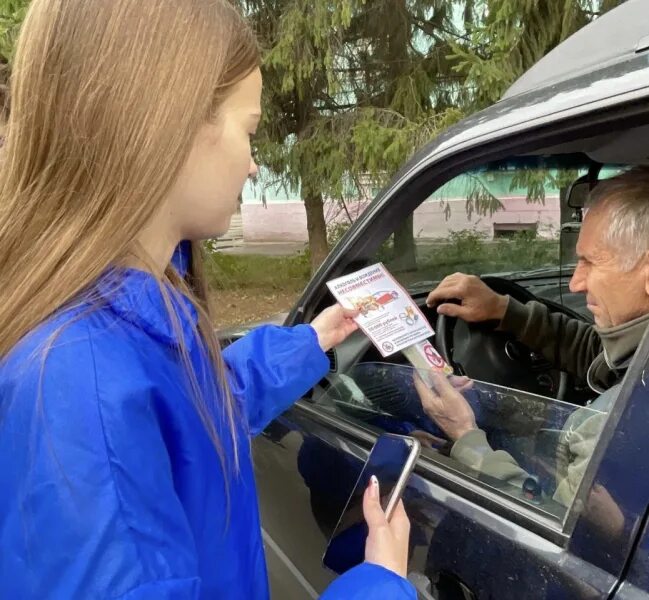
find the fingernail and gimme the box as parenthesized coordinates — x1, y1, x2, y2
(370, 475, 379, 499)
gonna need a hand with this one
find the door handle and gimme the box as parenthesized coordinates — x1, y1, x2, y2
(407, 572, 437, 600)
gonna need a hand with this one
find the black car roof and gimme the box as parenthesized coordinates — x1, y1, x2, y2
(504, 0, 649, 100)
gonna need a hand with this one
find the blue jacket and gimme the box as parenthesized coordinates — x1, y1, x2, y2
(0, 268, 415, 599)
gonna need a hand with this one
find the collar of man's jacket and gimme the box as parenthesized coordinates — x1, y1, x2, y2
(588, 312, 649, 392)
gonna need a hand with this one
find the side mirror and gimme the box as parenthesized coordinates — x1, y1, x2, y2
(566, 164, 602, 217)
(566, 179, 591, 210)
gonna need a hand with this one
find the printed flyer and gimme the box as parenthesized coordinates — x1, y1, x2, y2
(402, 340, 454, 379)
(326, 263, 434, 357)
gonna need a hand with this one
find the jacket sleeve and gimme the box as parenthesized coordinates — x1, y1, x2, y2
(451, 429, 531, 491)
(553, 410, 608, 507)
(451, 409, 609, 509)
(0, 325, 201, 600)
(500, 298, 601, 380)
(320, 563, 416, 599)
(223, 324, 330, 435)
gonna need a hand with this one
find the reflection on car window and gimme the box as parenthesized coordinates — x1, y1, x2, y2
(314, 362, 610, 521)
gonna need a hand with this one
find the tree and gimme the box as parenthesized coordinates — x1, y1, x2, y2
(244, 0, 468, 272)
(438, 0, 627, 222)
(0, 0, 630, 272)
(451, 0, 627, 110)
(240, 0, 355, 272)
(0, 0, 29, 122)
(341, 0, 467, 272)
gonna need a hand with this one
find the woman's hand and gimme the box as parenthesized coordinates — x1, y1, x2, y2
(414, 370, 477, 441)
(311, 305, 359, 352)
(363, 475, 410, 578)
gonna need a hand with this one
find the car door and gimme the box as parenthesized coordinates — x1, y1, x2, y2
(255, 335, 649, 599)
(250, 93, 649, 597)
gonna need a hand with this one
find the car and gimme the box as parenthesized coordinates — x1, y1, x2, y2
(222, 1, 649, 598)
(374, 290, 399, 305)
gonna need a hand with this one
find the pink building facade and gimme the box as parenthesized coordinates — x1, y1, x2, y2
(241, 195, 561, 242)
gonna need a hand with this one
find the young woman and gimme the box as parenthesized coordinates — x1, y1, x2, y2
(0, 1, 415, 598)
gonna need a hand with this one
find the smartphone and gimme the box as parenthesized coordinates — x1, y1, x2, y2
(322, 433, 421, 575)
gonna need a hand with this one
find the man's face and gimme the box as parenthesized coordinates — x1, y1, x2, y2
(569, 203, 649, 328)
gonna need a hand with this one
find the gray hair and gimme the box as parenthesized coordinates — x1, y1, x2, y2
(587, 166, 649, 271)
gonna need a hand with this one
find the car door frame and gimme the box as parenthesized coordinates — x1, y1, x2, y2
(276, 96, 649, 587)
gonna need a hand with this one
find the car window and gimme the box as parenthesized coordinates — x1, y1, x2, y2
(313, 158, 634, 526)
(377, 163, 585, 310)
(313, 362, 609, 522)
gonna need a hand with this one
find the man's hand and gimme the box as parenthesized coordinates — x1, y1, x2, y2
(414, 370, 477, 441)
(409, 430, 447, 449)
(584, 484, 625, 540)
(311, 305, 359, 352)
(426, 273, 509, 323)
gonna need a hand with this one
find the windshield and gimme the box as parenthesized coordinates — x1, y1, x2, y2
(374, 158, 627, 296)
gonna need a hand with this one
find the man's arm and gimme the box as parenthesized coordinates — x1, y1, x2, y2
(427, 273, 601, 380)
(502, 298, 601, 380)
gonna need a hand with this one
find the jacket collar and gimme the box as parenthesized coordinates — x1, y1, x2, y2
(587, 312, 649, 393)
(172, 241, 192, 277)
(97, 267, 199, 347)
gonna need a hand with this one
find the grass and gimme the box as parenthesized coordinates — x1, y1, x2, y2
(205, 250, 311, 291)
(205, 230, 560, 327)
(205, 229, 560, 292)
(408, 233, 559, 282)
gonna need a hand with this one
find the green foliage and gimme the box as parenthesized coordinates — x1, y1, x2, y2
(204, 249, 311, 291)
(0, 0, 624, 277)
(446, 227, 489, 257)
(450, 0, 627, 110)
(327, 221, 352, 248)
(0, 0, 28, 63)
(403, 228, 559, 283)
(243, 0, 471, 268)
(0, 0, 29, 114)
(204, 227, 559, 292)
(263, 0, 364, 96)
(327, 218, 394, 262)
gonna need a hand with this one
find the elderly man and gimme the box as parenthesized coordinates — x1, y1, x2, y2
(418, 166, 649, 507)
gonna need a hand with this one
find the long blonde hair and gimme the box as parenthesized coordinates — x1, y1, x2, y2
(0, 0, 260, 470)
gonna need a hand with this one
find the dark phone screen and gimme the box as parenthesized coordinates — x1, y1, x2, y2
(322, 435, 415, 574)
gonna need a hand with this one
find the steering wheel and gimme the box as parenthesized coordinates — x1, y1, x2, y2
(435, 277, 569, 400)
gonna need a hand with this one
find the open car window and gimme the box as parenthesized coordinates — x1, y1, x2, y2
(311, 156, 636, 527)
(377, 160, 592, 316)
(313, 362, 610, 523)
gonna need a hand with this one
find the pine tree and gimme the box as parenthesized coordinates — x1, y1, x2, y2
(0, 0, 630, 270)
(244, 0, 467, 271)
(451, 0, 627, 110)
(0, 0, 28, 122)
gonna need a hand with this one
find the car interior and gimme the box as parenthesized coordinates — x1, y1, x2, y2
(299, 119, 649, 521)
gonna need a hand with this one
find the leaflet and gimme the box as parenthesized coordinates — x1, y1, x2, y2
(326, 263, 435, 357)
(402, 340, 454, 379)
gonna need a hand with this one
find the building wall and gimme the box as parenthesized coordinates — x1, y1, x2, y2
(242, 196, 560, 242)
(241, 170, 563, 242)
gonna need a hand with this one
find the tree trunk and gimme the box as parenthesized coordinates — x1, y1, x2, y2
(378, 0, 416, 274)
(391, 214, 417, 272)
(304, 191, 329, 273)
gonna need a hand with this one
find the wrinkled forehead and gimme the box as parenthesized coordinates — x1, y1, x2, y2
(577, 206, 614, 259)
